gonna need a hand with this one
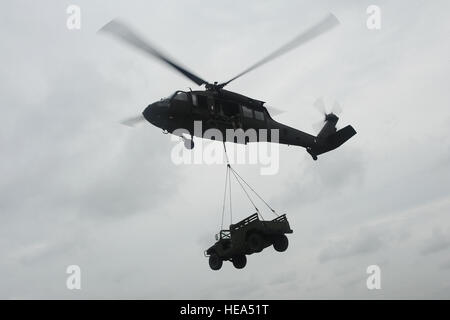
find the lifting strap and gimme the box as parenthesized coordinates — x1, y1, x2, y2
(229, 166, 279, 218)
(220, 164, 228, 230)
(220, 164, 234, 229)
(220, 143, 279, 228)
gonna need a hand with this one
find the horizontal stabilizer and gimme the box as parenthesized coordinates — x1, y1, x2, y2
(307, 125, 356, 160)
(328, 125, 356, 149)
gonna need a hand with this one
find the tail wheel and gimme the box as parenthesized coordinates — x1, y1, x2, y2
(247, 233, 264, 252)
(232, 255, 247, 269)
(208, 253, 223, 270)
(273, 235, 289, 252)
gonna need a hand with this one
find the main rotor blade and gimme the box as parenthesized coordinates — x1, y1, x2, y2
(219, 13, 340, 88)
(99, 19, 209, 87)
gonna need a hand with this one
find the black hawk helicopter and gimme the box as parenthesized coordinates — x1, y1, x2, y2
(100, 13, 356, 160)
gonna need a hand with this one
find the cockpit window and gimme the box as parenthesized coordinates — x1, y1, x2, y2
(172, 91, 189, 101)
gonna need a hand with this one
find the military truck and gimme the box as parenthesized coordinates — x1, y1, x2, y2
(205, 213, 293, 270)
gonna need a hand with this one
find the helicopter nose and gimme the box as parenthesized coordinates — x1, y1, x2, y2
(142, 103, 154, 123)
(142, 102, 169, 128)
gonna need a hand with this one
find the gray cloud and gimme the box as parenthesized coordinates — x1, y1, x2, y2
(440, 260, 450, 270)
(421, 228, 450, 256)
(318, 228, 386, 263)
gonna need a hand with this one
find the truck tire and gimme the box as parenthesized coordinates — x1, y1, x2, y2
(232, 255, 247, 269)
(247, 233, 264, 252)
(273, 235, 289, 252)
(209, 253, 223, 270)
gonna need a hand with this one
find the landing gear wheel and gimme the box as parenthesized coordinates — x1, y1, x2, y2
(247, 233, 264, 252)
(232, 255, 247, 269)
(273, 235, 289, 252)
(209, 253, 223, 270)
(307, 148, 317, 160)
(184, 138, 194, 150)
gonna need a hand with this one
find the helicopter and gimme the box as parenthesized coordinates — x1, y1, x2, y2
(100, 13, 356, 160)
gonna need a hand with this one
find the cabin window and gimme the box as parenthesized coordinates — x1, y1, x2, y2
(222, 101, 240, 117)
(196, 95, 208, 109)
(254, 110, 265, 121)
(242, 105, 253, 118)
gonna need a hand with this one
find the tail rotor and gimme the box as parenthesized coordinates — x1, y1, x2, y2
(312, 97, 344, 133)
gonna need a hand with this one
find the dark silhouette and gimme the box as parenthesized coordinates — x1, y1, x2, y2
(100, 13, 356, 160)
(205, 213, 293, 270)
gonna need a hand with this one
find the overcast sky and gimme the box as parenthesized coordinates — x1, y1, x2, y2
(1, 0, 450, 299)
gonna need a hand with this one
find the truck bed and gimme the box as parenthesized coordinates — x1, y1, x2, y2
(230, 213, 293, 234)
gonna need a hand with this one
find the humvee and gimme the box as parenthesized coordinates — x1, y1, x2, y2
(205, 213, 293, 270)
